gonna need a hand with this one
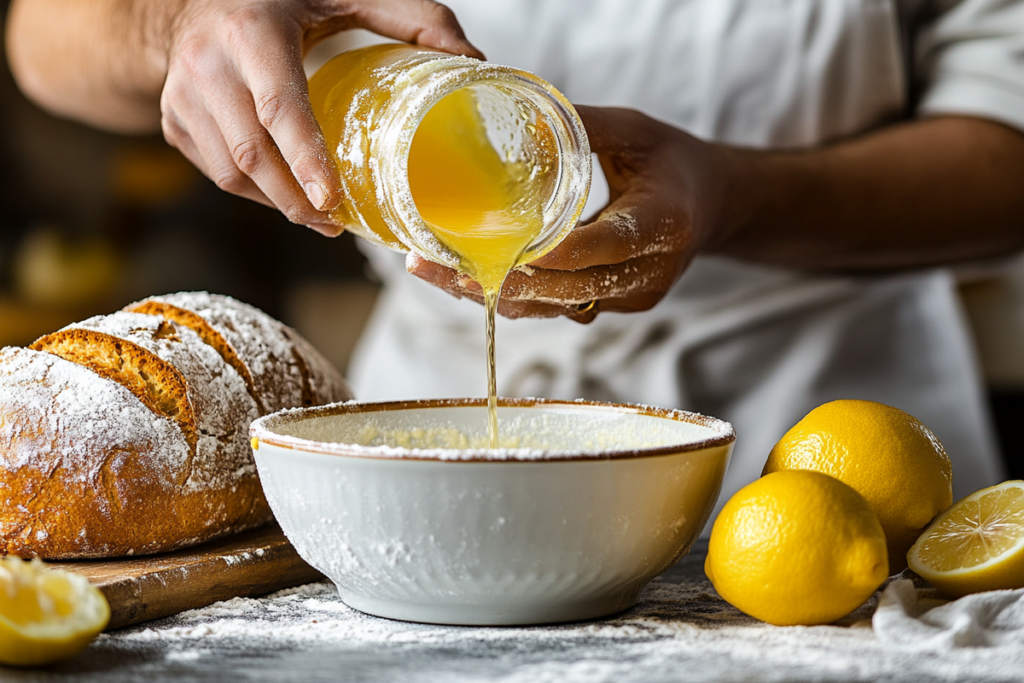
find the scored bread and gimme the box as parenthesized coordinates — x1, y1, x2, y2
(0, 293, 352, 559)
(32, 312, 259, 455)
(0, 348, 214, 558)
(124, 292, 350, 412)
(26, 312, 267, 557)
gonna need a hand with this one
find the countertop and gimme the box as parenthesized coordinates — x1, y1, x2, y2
(7, 541, 1023, 683)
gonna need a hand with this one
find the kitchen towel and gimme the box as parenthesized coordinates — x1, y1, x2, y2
(873, 577, 1024, 648)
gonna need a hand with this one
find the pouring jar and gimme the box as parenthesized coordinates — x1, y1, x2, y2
(307, 44, 592, 270)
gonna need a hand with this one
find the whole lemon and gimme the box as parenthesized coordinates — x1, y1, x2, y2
(705, 470, 889, 626)
(763, 400, 952, 572)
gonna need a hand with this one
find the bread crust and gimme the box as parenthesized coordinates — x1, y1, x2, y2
(125, 292, 352, 413)
(1, 294, 349, 559)
(0, 348, 265, 558)
(283, 325, 353, 407)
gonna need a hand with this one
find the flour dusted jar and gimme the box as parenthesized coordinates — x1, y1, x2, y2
(307, 44, 592, 290)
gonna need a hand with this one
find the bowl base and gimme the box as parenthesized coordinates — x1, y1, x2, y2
(336, 588, 641, 626)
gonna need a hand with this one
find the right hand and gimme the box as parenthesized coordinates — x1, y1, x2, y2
(408, 106, 731, 323)
(160, 0, 482, 235)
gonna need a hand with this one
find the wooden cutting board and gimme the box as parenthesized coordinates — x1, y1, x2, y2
(56, 524, 323, 630)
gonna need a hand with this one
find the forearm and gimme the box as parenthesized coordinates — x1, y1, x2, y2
(6, 0, 175, 132)
(711, 116, 1024, 271)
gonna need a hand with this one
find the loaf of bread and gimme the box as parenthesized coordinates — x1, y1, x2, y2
(124, 291, 349, 413)
(0, 292, 352, 559)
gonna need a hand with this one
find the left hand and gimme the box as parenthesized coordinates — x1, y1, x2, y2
(408, 105, 732, 323)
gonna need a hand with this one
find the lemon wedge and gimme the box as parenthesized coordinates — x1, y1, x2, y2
(907, 480, 1024, 597)
(0, 556, 110, 666)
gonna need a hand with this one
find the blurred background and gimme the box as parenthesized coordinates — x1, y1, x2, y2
(1, 6, 1020, 478)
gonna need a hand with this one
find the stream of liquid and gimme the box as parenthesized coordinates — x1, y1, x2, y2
(407, 87, 549, 448)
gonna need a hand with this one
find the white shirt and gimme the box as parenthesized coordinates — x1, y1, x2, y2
(345, 0, 1024, 519)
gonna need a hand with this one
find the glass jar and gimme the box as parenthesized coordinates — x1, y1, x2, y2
(307, 44, 591, 271)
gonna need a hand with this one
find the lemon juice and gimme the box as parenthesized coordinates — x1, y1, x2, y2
(307, 46, 591, 448)
(408, 87, 553, 447)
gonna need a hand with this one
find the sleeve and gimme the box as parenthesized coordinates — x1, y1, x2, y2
(914, 0, 1024, 133)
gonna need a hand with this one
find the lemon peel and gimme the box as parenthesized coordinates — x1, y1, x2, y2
(706, 470, 889, 626)
(763, 399, 952, 572)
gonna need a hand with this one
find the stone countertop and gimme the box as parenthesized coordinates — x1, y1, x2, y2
(7, 541, 1024, 683)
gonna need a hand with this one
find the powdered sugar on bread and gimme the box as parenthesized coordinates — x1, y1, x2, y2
(2, 293, 350, 559)
(127, 292, 308, 414)
(0, 348, 191, 558)
(46, 312, 261, 491)
(127, 292, 352, 411)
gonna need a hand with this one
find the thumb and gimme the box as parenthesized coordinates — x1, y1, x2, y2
(348, 0, 485, 59)
(575, 105, 656, 156)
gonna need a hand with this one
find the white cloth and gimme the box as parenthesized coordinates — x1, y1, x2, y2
(348, 0, 1024, 520)
(874, 578, 1024, 649)
(916, 0, 1024, 131)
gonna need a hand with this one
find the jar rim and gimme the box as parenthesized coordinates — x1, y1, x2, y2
(369, 51, 592, 271)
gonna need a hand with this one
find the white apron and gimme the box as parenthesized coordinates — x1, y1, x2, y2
(347, 0, 1018, 520)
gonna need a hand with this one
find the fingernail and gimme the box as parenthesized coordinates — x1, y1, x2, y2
(309, 222, 343, 237)
(304, 182, 327, 210)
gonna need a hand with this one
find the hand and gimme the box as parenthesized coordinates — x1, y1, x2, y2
(408, 105, 730, 322)
(160, 0, 483, 236)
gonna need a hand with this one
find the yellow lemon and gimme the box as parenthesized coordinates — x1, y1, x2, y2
(763, 399, 952, 572)
(0, 556, 110, 667)
(908, 480, 1024, 597)
(706, 470, 889, 626)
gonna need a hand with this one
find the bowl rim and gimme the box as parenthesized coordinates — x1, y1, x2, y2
(249, 397, 735, 462)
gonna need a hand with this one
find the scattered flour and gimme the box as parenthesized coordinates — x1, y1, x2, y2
(96, 561, 1024, 683)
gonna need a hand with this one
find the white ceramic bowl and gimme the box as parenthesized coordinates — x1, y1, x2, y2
(250, 398, 734, 625)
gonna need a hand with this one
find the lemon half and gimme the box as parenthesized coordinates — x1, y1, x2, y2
(907, 480, 1024, 597)
(0, 557, 110, 667)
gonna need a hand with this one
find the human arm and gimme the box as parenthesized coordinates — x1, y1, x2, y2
(409, 107, 1024, 322)
(5, 0, 482, 235)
